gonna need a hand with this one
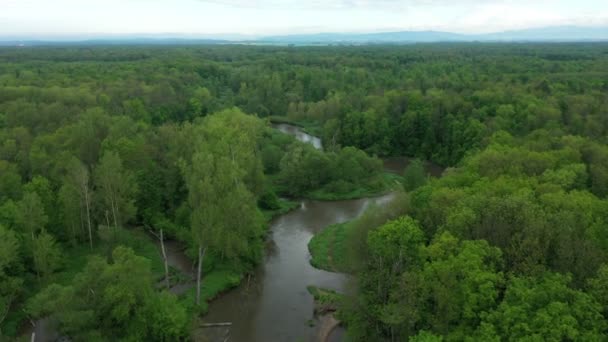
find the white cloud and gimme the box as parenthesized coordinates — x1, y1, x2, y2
(0, 0, 606, 36)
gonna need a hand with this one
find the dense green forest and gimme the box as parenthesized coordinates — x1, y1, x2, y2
(1, 43, 608, 341)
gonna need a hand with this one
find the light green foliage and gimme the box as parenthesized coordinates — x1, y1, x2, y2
(27, 247, 188, 341)
(94, 151, 137, 228)
(2, 44, 608, 340)
(15, 192, 47, 240)
(185, 109, 265, 261)
(58, 178, 81, 244)
(349, 227, 503, 341)
(588, 264, 608, 317)
(32, 230, 62, 279)
(480, 273, 606, 341)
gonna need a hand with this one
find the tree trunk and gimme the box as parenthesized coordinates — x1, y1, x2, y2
(196, 246, 206, 305)
(160, 229, 170, 290)
(110, 194, 119, 230)
(84, 186, 93, 250)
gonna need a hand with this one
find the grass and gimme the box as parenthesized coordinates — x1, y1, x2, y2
(178, 268, 243, 315)
(307, 285, 344, 317)
(305, 172, 403, 201)
(308, 222, 353, 273)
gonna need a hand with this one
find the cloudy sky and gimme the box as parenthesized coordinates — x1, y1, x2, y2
(1, 0, 607, 37)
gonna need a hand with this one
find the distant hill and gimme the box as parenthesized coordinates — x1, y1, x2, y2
(475, 26, 608, 41)
(261, 26, 608, 44)
(260, 30, 468, 43)
(1, 26, 606, 46)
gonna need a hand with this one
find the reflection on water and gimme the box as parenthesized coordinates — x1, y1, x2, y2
(272, 123, 323, 150)
(200, 194, 394, 342)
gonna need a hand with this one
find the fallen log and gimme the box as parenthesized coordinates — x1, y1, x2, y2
(200, 322, 232, 328)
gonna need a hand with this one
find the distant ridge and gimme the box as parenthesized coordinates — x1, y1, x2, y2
(1, 26, 607, 46)
(260, 26, 608, 43)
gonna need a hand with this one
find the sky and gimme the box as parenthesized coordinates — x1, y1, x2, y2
(1, 0, 607, 38)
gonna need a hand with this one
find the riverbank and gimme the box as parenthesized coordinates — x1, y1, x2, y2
(308, 221, 354, 273)
(305, 172, 403, 201)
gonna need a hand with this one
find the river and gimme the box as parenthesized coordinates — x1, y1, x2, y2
(194, 124, 442, 342)
(21, 123, 440, 342)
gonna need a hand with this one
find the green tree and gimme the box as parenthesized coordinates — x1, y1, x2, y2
(403, 159, 427, 191)
(94, 151, 136, 230)
(62, 157, 94, 248)
(0, 225, 22, 328)
(15, 192, 47, 242)
(27, 246, 187, 340)
(480, 273, 606, 341)
(184, 110, 264, 305)
(32, 230, 62, 279)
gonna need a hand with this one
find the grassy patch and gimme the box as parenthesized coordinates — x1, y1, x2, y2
(178, 268, 242, 316)
(307, 285, 345, 317)
(305, 172, 403, 201)
(308, 222, 353, 273)
(262, 197, 300, 221)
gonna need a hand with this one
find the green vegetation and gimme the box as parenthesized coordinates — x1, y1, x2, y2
(307, 285, 343, 309)
(276, 143, 388, 200)
(1, 43, 608, 340)
(308, 222, 353, 273)
(340, 131, 608, 340)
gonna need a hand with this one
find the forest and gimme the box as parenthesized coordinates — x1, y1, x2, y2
(0, 43, 607, 341)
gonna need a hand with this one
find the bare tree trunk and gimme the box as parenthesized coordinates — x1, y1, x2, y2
(196, 246, 206, 305)
(110, 194, 119, 230)
(84, 186, 93, 250)
(160, 229, 170, 290)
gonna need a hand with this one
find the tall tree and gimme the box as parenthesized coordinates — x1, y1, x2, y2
(15, 192, 47, 242)
(32, 230, 62, 280)
(184, 109, 264, 305)
(94, 152, 136, 230)
(0, 225, 22, 329)
(62, 157, 94, 248)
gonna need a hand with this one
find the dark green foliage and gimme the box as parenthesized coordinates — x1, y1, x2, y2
(403, 159, 427, 191)
(1, 44, 608, 340)
(26, 247, 188, 341)
(278, 142, 385, 198)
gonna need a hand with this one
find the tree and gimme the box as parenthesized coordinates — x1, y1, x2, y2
(588, 264, 608, 318)
(62, 157, 94, 248)
(403, 159, 427, 191)
(94, 151, 136, 230)
(32, 230, 62, 279)
(184, 110, 265, 305)
(479, 273, 606, 341)
(15, 192, 47, 242)
(0, 225, 22, 328)
(27, 246, 188, 340)
(0, 161, 22, 202)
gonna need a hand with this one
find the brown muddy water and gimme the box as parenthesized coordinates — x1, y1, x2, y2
(20, 124, 442, 342)
(197, 194, 395, 342)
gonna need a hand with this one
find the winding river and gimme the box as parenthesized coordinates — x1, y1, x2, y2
(21, 123, 440, 342)
(195, 124, 443, 342)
